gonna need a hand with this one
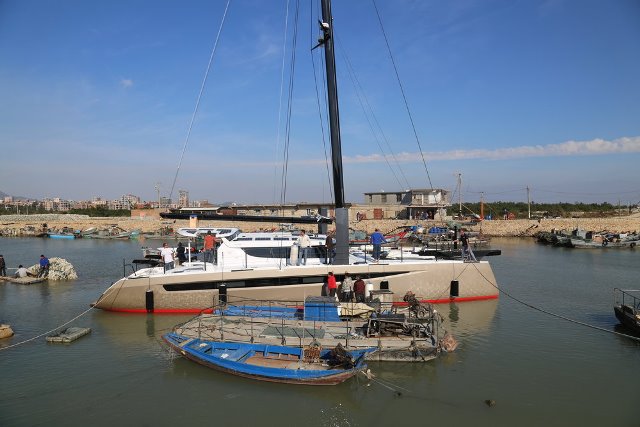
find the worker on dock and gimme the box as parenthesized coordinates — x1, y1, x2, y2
(37, 255, 49, 278)
(14, 265, 30, 278)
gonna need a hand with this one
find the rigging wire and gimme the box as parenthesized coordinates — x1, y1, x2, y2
(371, 0, 433, 190)
(0, 306, 96, 351)
(336, 40, 410, 191)
(168, 0, 232, 203)
(272, 0, 292, 205)
(279, 0, 301, 207)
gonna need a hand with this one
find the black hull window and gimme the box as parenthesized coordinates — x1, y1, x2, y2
(162, 271, 404, 292)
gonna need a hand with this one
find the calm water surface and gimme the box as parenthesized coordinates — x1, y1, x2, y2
(1, 237, 638, 426)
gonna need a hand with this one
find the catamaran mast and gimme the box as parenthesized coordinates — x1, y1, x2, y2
(320, 0, 349, 265)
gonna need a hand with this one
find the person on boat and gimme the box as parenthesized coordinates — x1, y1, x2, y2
(14, 265, 30, 278)
(175, 242, 187, 266)
(340, 273, 353, 302)
(160, 243, 175, 271)
(459, 230, 470, 259)
(353, 276, 366, 303)
(327, 272, 337, 297)
(203, 231, 216, 264)
(37, 255, 49, 278)
(370, 229, 387, 262)
(297, 229, 311, 266)
(0, 255, 6, 276)
(325, 231, 335, 264)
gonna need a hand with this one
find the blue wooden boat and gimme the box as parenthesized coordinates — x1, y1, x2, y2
(162, 332, 374, 385)
(47, 233, 76, 239)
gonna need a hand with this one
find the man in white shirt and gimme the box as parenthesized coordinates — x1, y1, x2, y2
(14, 265, 29, 278)
(160, 243, 175, 271)
(296, 230, 312, 266)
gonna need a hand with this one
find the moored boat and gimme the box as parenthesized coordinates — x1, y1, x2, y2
(613, 288, 640, 334)
(162, 332, 373, 385)
(169, 293, 447, 362)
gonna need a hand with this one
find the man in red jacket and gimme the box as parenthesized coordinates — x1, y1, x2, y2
(327, 272, 337, 297)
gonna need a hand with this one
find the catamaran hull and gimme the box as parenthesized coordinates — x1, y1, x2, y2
(93, 261, 498, 313)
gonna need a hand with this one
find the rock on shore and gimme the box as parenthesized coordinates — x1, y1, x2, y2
(1, 214, 639, 238)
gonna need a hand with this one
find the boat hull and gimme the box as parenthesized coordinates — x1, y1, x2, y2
(614, 306, 640, 334)
(162, 333, 369, 385)
(93, 260, 499, 313)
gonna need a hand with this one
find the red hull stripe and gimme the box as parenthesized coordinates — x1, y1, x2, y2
(101, 294, 498, 314)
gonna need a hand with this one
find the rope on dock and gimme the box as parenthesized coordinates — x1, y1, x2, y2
(471, 263, 640, 343)
(0, 306, 95, 351)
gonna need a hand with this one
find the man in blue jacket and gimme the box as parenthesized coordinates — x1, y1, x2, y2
(370, 229, 387, 262)
(38, 255, 50, 278)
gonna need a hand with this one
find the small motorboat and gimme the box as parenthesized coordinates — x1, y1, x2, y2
(162, 332, 374, 385)
(613, 288, 640, 334)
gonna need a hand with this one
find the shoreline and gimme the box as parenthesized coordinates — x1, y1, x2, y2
(1, 213, 639, 238)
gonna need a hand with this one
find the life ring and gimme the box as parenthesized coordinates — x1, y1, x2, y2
(602, 241, 608, 247)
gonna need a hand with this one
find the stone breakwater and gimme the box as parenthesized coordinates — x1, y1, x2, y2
(1, 214, 639, 238)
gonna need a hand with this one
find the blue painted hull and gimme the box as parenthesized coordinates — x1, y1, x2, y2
(48, 234, 75, 239)
(162, 332, 373, 385)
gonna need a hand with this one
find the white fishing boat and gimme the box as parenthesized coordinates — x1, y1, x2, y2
(92, 0, 499, 314)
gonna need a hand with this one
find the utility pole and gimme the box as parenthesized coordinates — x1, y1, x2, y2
(480, 192, 484, 220)
(527, 186, 531, 219)
(155, 183, 161, 209)
(458, 173, 462, 218)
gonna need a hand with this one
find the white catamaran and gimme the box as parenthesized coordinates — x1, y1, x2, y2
(93, 1, 499, 313)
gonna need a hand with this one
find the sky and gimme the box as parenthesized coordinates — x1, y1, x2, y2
(1, 0, 639, 206)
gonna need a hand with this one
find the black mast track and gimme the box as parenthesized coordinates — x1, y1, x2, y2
(321, 0, 349, 265)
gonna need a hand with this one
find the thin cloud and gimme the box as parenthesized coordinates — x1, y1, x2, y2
(344, 136, 640, 163)
(120, 79, 134, 88)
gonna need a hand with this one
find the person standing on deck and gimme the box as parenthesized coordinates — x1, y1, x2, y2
(37, 255, 49, 278)
(459, 230, 470, 259)
(160, 243, 175, 271)
(370, 229, 387, 262)
(297, 229, 311, 266)
(325, 231, 335, 264)
(340, 273, 353, 302)
(203, 231, 216, 264)
(353, 276, 366, 303)
(175, 242, 187, 266)
(327, 272, 337, 297)
(0, 255, 6, 276)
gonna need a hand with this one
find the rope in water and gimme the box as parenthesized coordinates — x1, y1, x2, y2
(471, 262, 640, 343)
(0, 306, 96, 351)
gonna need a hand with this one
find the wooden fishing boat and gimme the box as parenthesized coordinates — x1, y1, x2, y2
(613, 288, 640, 334)
(162, 332, 373, 385)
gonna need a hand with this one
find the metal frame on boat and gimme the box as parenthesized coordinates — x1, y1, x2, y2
(613, 288, 640, 334)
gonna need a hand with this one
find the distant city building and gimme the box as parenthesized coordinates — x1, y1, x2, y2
(159, 196, 172, 208)
(178, 190, 189, 207)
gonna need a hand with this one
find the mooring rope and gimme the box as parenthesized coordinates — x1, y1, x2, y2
(0, 306, 96, 351)
(472, 263, 640, 343)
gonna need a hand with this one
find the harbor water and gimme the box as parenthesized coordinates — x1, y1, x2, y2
(0, 237, 638, 426)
